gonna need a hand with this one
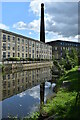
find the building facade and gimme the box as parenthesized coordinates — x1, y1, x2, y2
(47, 40, 80, 60)
(0, 29, 52, 62)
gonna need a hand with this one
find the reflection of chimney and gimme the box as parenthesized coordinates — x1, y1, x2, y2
(40, 3, 45, 43)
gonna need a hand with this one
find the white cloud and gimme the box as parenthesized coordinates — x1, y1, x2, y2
(29, 1, 78, 41)
(13, 21, 27, 30)
(46, 34, 78, 42)
(18, 92, 26, 97)
(29, 32, 32, 35)
(29, 0, 49, 15)
(0, 23, 9, 30)
(1, 0, 79, 2)
(13, 1, 78, 42)
(28, 19, 40, 32)
(13, 19, 40, 32)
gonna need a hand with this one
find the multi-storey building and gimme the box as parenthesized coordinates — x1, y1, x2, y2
(47, 40, 80, 60)
(0, 29, 52, 62)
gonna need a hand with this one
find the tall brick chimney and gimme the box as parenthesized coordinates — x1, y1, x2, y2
(40, 3, 45, 43)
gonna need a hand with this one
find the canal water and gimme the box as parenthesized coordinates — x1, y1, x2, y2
(0, 67, 56, 119)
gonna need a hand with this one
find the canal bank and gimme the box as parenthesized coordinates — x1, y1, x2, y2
(36, 66, 80, 120)
(2, 61, 53, 72)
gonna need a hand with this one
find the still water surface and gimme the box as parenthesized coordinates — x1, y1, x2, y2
(0, 67, 56, 118)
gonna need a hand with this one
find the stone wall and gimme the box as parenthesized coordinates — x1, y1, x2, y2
(3, 61, 53, 72)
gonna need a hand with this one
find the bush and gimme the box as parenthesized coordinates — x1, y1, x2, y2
(7, 57, 20, 61)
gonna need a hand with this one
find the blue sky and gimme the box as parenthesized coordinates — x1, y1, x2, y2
(2, 2, 40, 40)
(0, 1, 78, 42)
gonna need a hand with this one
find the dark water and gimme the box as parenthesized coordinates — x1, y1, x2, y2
(0, 67, 56, 118)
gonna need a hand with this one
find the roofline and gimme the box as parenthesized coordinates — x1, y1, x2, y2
(46, 40, 80, 44)
(0, 29, 52, 47)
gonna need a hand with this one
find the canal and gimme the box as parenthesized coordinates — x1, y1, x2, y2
(0, 67, 57, 119)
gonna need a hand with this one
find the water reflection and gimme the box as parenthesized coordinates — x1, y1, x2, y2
(0, 67, 55, 118)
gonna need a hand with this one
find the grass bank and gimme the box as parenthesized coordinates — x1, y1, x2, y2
(41, 66, 80, 120)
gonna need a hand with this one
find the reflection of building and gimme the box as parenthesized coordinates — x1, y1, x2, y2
(0, 29, 52, 62)
(1, 67, 52, 100)
(0, 71, 2, 101)
(47, 40, 80, 60)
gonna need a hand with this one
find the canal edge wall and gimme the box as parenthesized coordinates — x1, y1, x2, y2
(3, 61, 53, 71)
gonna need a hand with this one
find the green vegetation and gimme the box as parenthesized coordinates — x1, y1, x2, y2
(0, 64, 2, 68)
(3, 57, 51, 62)
(43, 48, 80, 119)
(41, 66, 80, 120)
(52, 48, 78, 76)
(8, 112, 39, 120)
(0, 64, 4, 70)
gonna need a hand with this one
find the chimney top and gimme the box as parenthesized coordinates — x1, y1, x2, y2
(41, 3, 44, 7)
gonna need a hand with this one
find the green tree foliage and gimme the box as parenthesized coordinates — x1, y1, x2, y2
(53, 48, 78, 72)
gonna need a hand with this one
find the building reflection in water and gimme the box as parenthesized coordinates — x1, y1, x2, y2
(1, 67, 52, 101)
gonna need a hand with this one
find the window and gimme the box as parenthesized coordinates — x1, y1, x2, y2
(32, 54, 34, 58)
(37, 51, 38, 54)
(8, 43, 10, 50)
(29, 41, 31, 46)
(3, 34, 6, 42)
(26, 54, 27, 58)
(29, 54, 31, 58)
(8, 74, 10, 79)
(22, 46, 24, 51)
(26, 47, 27, 52)
(18, 38, 20, 43)
(32, 50, 34, 53)
(3, 43, 6, 50)
(8, 52, 10, 58)
(32, 43, 34, 47)
(29, 48, 31, 52)
(12, 73, 14, 79)
(3, 75, 6, 80)
(37, 43, 39, 48)
(8, 35, 10, 41)
(26, 40, 28, 44)
(22, 53, 24, 58)
(13, 36, 15, 41)
(3, 52, 6, 58)
(22, 39, 24, 44)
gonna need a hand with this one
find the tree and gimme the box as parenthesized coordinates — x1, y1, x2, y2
(52, 48, 78, 71)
